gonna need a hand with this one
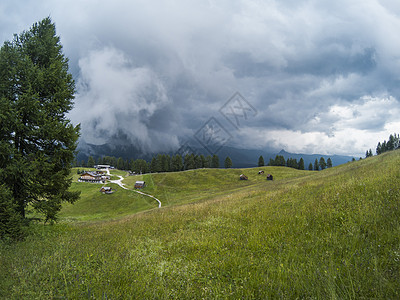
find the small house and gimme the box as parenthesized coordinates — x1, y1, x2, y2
(135, 181, 146, 189)
(100, 186, 114, 194)
(95, 164, 111, 169)
(258, 170, 264, 175)
(266, 174, 273, 181)
(239, 174, 248, 180)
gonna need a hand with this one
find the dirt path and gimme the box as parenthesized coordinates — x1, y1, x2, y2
(107, 171, 162, 208)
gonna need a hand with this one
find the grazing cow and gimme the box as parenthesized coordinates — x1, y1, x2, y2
(266, 174, 273, 181)
(258, 170, 264, 174)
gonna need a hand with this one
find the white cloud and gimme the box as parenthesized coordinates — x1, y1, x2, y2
(235, 95, 400, 156)
(71, 47, 179, 152)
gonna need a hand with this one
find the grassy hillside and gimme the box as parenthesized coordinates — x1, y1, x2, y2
(123, 167, 311, 207)
(1, 151, 399, 298)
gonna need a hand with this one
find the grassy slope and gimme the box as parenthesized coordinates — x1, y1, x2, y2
(1, 151, 400, 298)
(61, 167, 309, 222)
(60, 169, 159, 221)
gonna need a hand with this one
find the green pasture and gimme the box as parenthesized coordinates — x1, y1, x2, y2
(1, 151, 399, 299)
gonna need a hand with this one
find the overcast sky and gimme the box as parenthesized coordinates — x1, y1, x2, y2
(1, 0, 400, 157)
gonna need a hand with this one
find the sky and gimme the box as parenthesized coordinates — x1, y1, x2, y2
(1, 0, 400, 157)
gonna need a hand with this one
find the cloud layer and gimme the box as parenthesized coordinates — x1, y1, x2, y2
(1, 0, 400, 156)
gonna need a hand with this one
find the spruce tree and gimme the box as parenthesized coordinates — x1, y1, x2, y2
(194, 155, 202, 169)
(117, 157, 124, 170)
(224, 156, 233, 168)
(87, 156, 95, 168)
(150, 157, 157, 172)
(298, 158, 305, 170)
(205, 155, 212, 168)
(327, 158, 333, 168)
(314, 159, 319, 171)
(211, 154, 219, 168)
(319, 157, 326, 170)
(258, 156, 264, 167)
(171, 155, 183, 172)
(0, 18, 80, 222)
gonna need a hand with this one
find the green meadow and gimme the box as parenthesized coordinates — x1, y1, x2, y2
(1, 150, 399, 298)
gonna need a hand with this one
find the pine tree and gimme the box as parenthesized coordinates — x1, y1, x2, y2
(327, 158, 333, 168)
(117, 157, 124, 170)
(308, 163, 313, 171)
(150, 157, 157, 172)
(165, 155, 171, 172)
(376, 142, 382, 155)
(314, 159, 319, 171)
(298, 158, 305, 170)
(205, 155, 212, 168)
(258, 156, 265, 167)
(268, 158, 274, 166)
(224, 156, 233, 168)
(211, 154, 219, 168)
(171, 155, 183, 172)
(87, 156, 95, 168)
(200, 155, 207, 168)
(184, 154, 195, 170)
(319, 157, 326, 170)
(194, 155, 202, 169)
(0, 18, 80, 222)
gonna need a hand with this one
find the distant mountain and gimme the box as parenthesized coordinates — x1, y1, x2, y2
(270, 149, 355, 168)
(75, 140, 151, 163)
(76, 141, 355, 168)
(208, 147, 354, 168)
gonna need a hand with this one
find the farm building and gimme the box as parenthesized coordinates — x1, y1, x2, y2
(79, 171, 109, 183)
(267, 174, 273, 180)
(100, 186, 114, 194)
(134, 181, 146, 189)
(239, 174, 248, 180)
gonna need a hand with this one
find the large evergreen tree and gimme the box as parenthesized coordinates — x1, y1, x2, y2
(314, 159, 319, 171)
(117, 157, 124, 170)
(298, 158, 305, 170)
(211, 154, 219, 168)
(0, 18, 80, 223)
(87, 156, 95, 168)
(224, 156, 233, 168)
(184, 153, 195, 170)
(327, 157, 333, 168)
(319, 157, 327, 170)
(258, 155, 264, 167)
(171, 154, 183, 172)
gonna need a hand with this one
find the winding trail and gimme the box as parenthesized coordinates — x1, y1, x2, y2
(106, 169, 162, 208)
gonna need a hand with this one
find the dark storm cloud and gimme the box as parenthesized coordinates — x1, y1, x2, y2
(1, 0, 400, 156)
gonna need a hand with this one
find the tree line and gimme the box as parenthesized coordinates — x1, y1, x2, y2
(76, 153, 225, 173)
(258, 155, 332, 171)
(365, 133, 399, 158)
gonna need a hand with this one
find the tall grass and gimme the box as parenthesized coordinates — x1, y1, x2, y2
(1, 151, 399, 298)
